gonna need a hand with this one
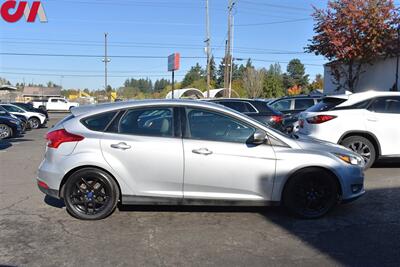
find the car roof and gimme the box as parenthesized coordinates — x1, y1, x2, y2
(327, 91, 400, 107)
(71, 99, 239, 117)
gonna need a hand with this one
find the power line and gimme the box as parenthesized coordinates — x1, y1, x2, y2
(236, 18, 311, 27)
(0, 71, 185, 78)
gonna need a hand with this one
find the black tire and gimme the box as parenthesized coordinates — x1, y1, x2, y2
(0, 124, 13, 139)
(28, 117, 41, 129)
(283, 168, 339, 219)
(63, 168, 120, 220)
(341, 136, 376, 169)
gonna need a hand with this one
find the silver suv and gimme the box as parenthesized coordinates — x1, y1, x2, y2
(37, 100, 365, 220)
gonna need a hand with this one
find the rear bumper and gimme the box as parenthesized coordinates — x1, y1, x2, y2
(37, 180, 60, 199)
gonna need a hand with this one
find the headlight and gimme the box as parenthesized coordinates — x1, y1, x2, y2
(10, 119, 19, 124)
(335, 153, 363, 165)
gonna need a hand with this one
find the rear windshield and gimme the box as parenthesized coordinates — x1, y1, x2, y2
(306, 97, 346, 112)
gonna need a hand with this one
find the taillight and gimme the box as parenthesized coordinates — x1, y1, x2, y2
(46, 129, 84, 148)
(299, 119, 304, 128)
(270, 115, 283, 124)
(306, 115, 337, 124)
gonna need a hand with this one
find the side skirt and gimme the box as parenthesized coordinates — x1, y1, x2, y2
(122, 195, 280, 207)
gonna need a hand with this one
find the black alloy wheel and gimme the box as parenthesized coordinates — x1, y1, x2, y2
(63, 168, 119, 220)
(283, 168, 339, 219)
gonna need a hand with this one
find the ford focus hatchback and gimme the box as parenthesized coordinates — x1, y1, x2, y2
(37, 100, 365, 220)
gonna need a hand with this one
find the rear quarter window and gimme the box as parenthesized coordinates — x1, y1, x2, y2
(307, 98, 346, 112)
(81, 111, 117, 131)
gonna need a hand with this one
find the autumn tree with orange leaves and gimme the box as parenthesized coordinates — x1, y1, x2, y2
(306, 0, 399, 92)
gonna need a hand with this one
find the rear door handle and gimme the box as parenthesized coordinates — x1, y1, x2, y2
(192, 148, 213, 155)
(110, 142, 131, 150)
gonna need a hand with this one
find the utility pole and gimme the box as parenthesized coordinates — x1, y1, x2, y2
(395, 25, 400, 92)
(205, 0, 211, 98)
(102, 33, 111, 99)
(223, 0, 235, 97)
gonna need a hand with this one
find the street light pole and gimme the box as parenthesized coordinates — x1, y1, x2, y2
(394, 25, 400, 92)
(205, 0, 211, 98)
(103, 33, 111, 98)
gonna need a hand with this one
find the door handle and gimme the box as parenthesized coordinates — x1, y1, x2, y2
(110, 142, 131, 150)
(192, 148, 213, 155)
(367, 118, 378, 122)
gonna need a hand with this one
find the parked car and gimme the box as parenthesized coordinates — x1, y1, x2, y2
(269, 95, 322, 132)
(37, 100, 365, 220)
(205, 98, 284, 129)
(0, 103, 47, 129)
(0, 105, 29, 132)
(31, 97, 79, 111)
(12, 102, 49, 120)
(298, 91, 400, 169)
(0, 109, 22, 139)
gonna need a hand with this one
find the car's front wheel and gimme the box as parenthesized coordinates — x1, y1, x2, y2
(341, 136, 376, 169)
(63, 168, 120, 220)
(0, 124, 13, 139)
(28, 117, 40, 129)
(283, 168, 339, 219)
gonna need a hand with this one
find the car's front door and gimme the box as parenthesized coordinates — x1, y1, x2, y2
(100, 107, 184, 199)
(182, 108, 277, 202)
(365, 96, 400, 156)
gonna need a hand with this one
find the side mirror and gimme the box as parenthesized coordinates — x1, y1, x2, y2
(252, 130, 267, 145)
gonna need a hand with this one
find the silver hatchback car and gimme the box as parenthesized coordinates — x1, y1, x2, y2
(37, 100, 365, 220)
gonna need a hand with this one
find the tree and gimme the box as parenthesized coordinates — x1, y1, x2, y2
(287, 85, 302, 96)
(263, 63, 286, 98)
(209, 56, 217, 82)
(306, 0, 400, 92)
(181, 63, 205, 88)
(309, 74, 324, 91)
(243, 67, 265, 98)
(283, 59, 309, 90)
(154, 78, 171, 92)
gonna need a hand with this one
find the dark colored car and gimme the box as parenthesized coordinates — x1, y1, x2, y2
(0, 105, 28, 132)
(268, 95, 323, 132)
(12, 102, 49, 119)
(205, 98, 284, 129)
(0, 109, 22, 139)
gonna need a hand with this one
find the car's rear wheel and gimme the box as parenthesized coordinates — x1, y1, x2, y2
(341, 136, 376, 169)
(63, 168, 119, 220)
(28, 117, 40, 129)
(0, 124, 13, 139)
(283, 168, 339, 219)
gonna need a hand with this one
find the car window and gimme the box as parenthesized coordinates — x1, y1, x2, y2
(369, 97, 400, 114)
(51, 99, 58, 103)
(271, 99, 291, 111)
(186, 108, 255, 143)
(218, 101, 248, 113)
(307, 97, 346, 112)
(81, 111, 117, 131)
(244, 102, 257, 113)
(118, 108, 173, 137)
(294, 99, 315, 110)
(2, 105, 23, 113)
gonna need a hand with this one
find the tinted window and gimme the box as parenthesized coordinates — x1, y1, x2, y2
(369, 97, 400, 114)
(294, 99, 315, 110)
(119, 108, 173, 137)
(219, 101, 247, 112)
(2, 105, 23, 113)
(271, 99, 291, 111)
(307, 97, 346, 112)
(187, 109, 255, 143)
(51, 99, 57, 103)
(82, 111, 117, 131)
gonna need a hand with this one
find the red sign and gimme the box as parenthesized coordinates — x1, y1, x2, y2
(1, 0, 47, 23)
(168, 53, 180, 72)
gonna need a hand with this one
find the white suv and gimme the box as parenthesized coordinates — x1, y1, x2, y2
(298, 91, 400, 169)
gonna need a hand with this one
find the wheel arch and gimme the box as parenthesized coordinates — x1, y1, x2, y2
(59, 165, 122, 201)
(338, 131, 381, 157)
(281, 166, 343, 200)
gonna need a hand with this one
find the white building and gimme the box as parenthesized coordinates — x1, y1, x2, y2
(324, 57, 399, 94)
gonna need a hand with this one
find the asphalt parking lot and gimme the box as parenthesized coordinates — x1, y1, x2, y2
(1, 114, 400, 267)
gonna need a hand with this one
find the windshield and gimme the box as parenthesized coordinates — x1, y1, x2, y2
(306, 97, 346, 112)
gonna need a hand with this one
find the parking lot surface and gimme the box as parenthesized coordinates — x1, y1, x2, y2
(1, 114, 400, 267)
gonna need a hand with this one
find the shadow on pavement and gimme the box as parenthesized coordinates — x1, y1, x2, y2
(44, 195, 65, 208)
(119, 186, 400, 266)
(373, 158, 400, 168)
(0, 140, 12, 150)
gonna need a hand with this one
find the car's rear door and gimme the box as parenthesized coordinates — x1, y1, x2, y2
(100, 106, 184, 199)
(365, 96, 400, 156)
(182, 107, 276, 202)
